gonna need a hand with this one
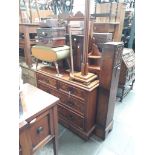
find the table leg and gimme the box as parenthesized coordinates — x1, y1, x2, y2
(53, 106, 58, 155)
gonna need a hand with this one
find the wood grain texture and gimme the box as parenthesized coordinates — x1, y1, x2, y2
(36, 67, 99, 140)
(19, 84, 59, 155)
(95, 42, 124, 139)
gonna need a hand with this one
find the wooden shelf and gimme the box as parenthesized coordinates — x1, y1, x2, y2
(88, 65, 100, 71)
(88, 55, 101, 59)
(94, 22, 120, 25)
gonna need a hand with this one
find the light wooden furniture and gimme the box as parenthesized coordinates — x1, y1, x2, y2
(36, 67, 99, 140)
(19, 83, 59, 155)
(20, 64, 37, 86)
(19, 23, 39, 67)
(92, 2, 126, 42)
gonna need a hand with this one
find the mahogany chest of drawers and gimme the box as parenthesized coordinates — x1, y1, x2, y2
(36, 67, 99, 140)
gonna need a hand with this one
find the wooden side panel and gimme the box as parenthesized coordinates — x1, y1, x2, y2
(95, 42, 124, 139)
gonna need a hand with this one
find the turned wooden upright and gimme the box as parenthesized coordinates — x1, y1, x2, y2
(81, 0, 90, 75)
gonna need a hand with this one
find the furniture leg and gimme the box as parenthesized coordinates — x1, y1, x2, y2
(36, 59, 38, 70)
(131, 79, 135, 90)
(120, 87, 125, 102)
(53, 106, 58, 155)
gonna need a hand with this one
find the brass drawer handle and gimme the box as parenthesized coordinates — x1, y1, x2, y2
(36, 126, 44, 134)
(68, 91, 71, 97)
(45, 79, 50, 83)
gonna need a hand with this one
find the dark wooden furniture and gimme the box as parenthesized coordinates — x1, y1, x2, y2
(19, 83, 59, 155)
(66, 34, 84, 71)
(36, 67, 99, 140)
(117, 48, 135, 102)
(19, 24, 39, 67)
(95, 42, 124, 139)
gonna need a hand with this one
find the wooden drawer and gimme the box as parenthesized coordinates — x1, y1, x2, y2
(58, 104, 84, 129)
(28, 114, 51, 148)
(37, 73, 57, 89)
(59, 93, 85, 115)
(37, 82, 59, 97)
(58, 81, 86, 101)
(93, 23, 115, 33)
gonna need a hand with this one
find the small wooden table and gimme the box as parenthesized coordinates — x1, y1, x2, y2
(19, 83, 59, 155)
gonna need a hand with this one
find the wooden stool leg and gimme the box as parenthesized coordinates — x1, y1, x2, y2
(36, 59, 38, 70)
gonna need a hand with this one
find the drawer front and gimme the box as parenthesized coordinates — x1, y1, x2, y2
(37, 73, 57, 89)
(93, 24, 115, 33)
(37, 82, 59, 97)
(29, 115, 50, 148)
(58, 105, 84, 129)
(58, 82, 86, 101)
(37, 28, 66, 38)
(59, 93, 85, 115)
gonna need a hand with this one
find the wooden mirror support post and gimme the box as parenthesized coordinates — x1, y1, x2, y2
(71, 0, 97, 85)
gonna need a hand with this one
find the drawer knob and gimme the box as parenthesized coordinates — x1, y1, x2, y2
(45, 79, 50, 83)
(68, 91, 71, 97)
(36, 126, 44, 134)
(68, 115, 74, 121)
(68, 101, 74, 107)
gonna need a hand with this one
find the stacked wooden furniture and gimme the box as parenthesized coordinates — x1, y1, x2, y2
(92, 2, 126, 42)
(121, 9, 134, 48)
(88, 2, 125, 76)
(95, 42, 124, 139)
(66, 34, 84, 71)
(19, 23, 39, 67)
(36, 67, 99, 140)
(117, 48, 135, 102)
(19, 84, 59, 155)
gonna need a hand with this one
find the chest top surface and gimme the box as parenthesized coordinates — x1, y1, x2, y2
(19, 83, 59, 126)
(37, 67, 99, 91)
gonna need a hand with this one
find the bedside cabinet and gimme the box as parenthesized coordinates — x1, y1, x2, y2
(19, 84, 59, 155)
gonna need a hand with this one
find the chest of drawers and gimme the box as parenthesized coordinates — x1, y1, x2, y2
(36, 67, 99, 140)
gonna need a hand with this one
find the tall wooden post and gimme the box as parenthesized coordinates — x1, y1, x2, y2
(81, 0, 90, 76)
